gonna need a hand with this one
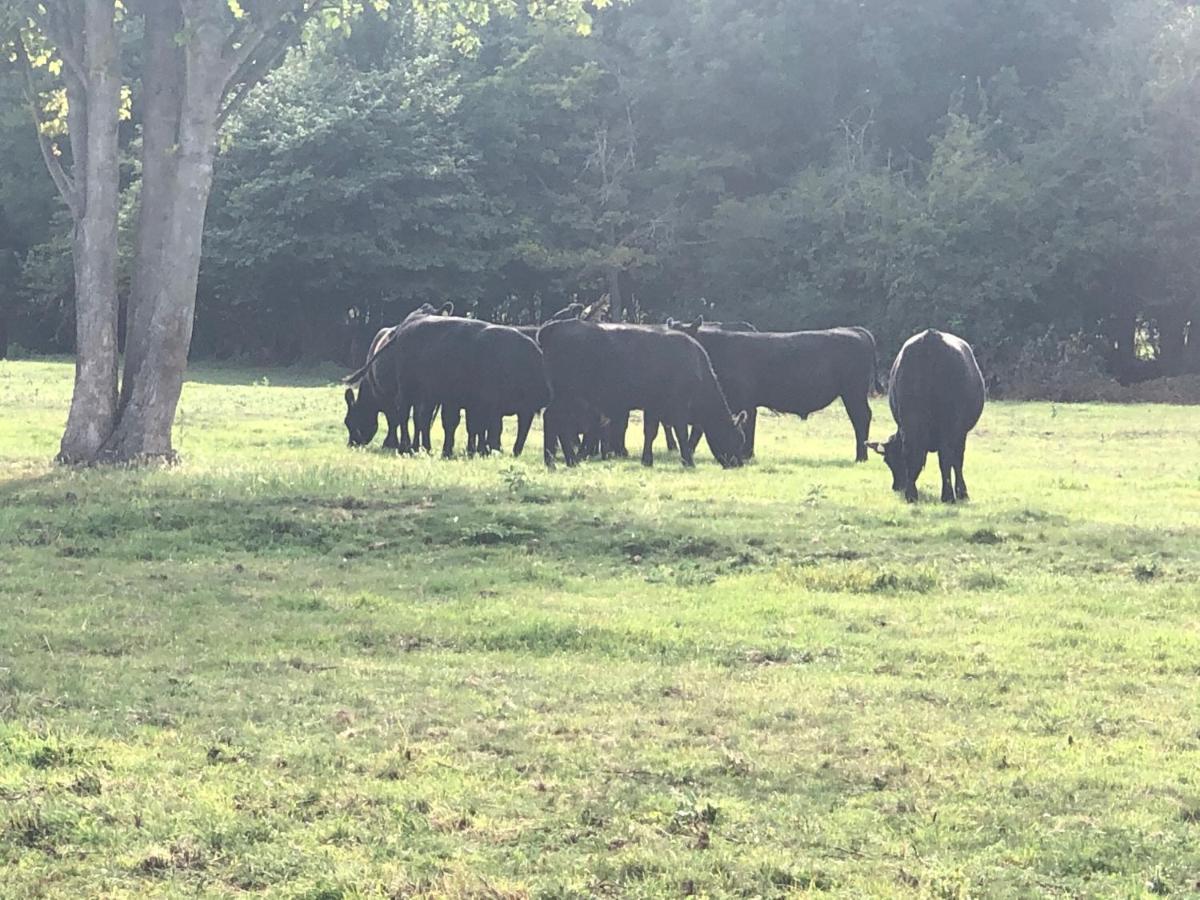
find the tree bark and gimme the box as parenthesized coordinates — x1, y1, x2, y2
(57, 0, 122, 464)
(23, 0, 321, 464)
(119, 0, 183, 414)
(607, 264, 624, 323)
(99, 7, 225, 462)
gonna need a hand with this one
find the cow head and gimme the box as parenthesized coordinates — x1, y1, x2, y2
(344, 386, 379, 447)
(867, 434, 906, 493)
(709, 408, 747, 468)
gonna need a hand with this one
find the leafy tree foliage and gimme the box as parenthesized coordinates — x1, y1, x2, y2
(6, 0, 1199, 382)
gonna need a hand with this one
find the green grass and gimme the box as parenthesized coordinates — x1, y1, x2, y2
(1, 358, 1199, 898)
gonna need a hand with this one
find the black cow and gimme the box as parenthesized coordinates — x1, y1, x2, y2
(538, 319, 745, 468)
(867, 329, 985, 503)
(343, 302, 453, 451)
(343, 325, 400, 448)
(351, 313, 550, 458)
(669, 323, 877, 462)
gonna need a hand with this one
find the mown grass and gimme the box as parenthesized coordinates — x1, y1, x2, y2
(1, 357, 1198, 898)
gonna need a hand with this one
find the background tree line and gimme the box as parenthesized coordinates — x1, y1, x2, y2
(3, 0, 1199, 385)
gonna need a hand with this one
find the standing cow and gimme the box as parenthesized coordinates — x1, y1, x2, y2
(867, 329, 985, 503)
(668, 323, 878, 462)
(343, 325, 400, 449)
(347, 312, 549, 458)
(342, 301, 453, 451)
(538, 318, 746, 468)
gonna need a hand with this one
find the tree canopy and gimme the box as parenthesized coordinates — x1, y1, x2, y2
(3, 0, 1198, 384)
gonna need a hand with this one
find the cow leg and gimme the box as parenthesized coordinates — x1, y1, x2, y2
(560, 409, 579, 467)
(382, 408, 401, 451)
(412, 403, 434, 453)
(672, 416, 696, 467)
(583, 420, 604, 458)
(641, 415, 657, 467)
(663, 418, 678, 452)
(744, 408, 758, 459)
(611, 411, 630, 458)
(413, 404, 427, 452)
(465, 413, 478, 457)
(441, 407, 460, 458)
(544, 404, 577, 468)
(953, 435, 970, 500)
(469, 409, 491, 457)
(904, 448, 925, 503)
(397, 399, 415, 453)
(543, 405, 558, 468)
(937, 448, 955, 503)
(513, 412, 533, 457)
(490, 416, 504, 454)
(842, 393, 872, 462)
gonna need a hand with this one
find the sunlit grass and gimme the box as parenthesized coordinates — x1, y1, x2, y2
(1, 358, 1198, 897)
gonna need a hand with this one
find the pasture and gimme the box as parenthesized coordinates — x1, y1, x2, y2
(1, 358, 1198, 898)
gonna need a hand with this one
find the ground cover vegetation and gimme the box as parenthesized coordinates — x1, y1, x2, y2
(1, 359, 1199, 896)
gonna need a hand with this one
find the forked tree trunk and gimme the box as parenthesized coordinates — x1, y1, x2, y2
(100, 10, 225, 462)
(57, 0, 122, 464)
(25, 0, 319, 464)
(118, 1, 182, 416)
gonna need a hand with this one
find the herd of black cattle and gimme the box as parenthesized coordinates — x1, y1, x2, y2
(342, 302, 986, 503)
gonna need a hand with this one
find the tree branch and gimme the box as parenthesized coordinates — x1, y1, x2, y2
(14, 34, 80, 219)
(216, 21, 298, 128)
(33, 1, 89, 92)
(220, 0, 310, 86)
(215, 0, 330, 127)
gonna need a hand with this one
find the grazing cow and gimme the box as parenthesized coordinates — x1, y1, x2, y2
(350, 312, 550, 458)
(468, 323, 553, 456)
(644, 318, 753, 452)
(538, 318, 745, 468)
(343, 325, 399, 449)
(867, 329, 985, 503)
(669, 323, 877, 462)
(573, 317, 708, 461)
(343, 302, 454, 450)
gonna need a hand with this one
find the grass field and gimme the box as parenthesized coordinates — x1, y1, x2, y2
(1, 358, 1198, 898)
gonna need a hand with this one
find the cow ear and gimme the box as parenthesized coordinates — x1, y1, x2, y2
(733, 410, 747, 426)
(344, 387, 355, 409)
(865, 441, 884, 455)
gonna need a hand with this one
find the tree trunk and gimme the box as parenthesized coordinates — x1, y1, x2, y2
(607, 265, 623, 323)
(99, 14, 225, 462)
(57, 0, 122, 464)
(119, 1, 183, 414)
